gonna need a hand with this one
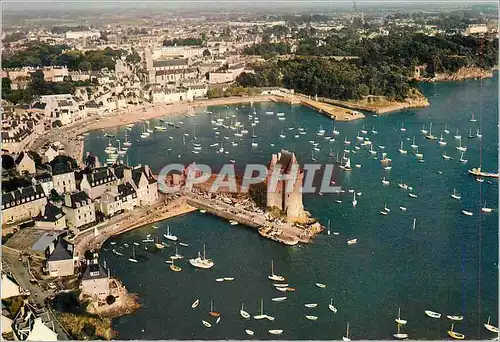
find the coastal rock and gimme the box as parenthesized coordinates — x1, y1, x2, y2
(426, 67, 493, 82)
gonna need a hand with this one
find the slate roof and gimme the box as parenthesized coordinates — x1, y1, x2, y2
(118, 182, 136, 197)
(64, 191, 92, 209)
(35, 203, 64, 222)
(51, 162, 73, 175)
(2, 184, 46, 209)
(47, 239, 73, 262)
(81, 263, 108, 281)
(85, 168, 117, 187)
(153, 58, 189, 68)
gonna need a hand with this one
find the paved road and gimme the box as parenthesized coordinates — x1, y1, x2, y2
(2, 249, 70, 339)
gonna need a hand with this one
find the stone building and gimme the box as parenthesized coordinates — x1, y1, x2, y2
(80, 252, 110, 300)
(45, 238, 75, 277)
(266, 150, 305, 222)
(61, 191, 96, 230)
(1, 184, 47, 224)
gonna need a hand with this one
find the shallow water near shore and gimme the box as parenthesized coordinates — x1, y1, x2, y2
(87, 75, 498, 340)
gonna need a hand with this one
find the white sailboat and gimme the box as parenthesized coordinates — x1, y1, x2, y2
(456, 138, 467, 152)
(410, 136, 418, 149)
(254, 299, 267, 320)
(328, 298, 338, 313)
(420, 125, 428, 134)
(189, 244, 214, 269)
(470, 112, 477, 122)
(305, 315, 318, 321)
(192, 299, 200, 308)
(326, 219, 331, 235)
(268, 260, 285, 281)
(400, 122, 406, 132)
(484, 316, 499, 333)
(395, 307, 407, 325)
(444, 124, 450, 134)
(393, 323, 409, 340)
(399, 141, 407, 154)
(481, 201, 493, 213)
(352, 192, 357, 207)
(425, 122, 437, 139)
(164, 225, 178, 241)
(476, 129, 482, 138)
(340, 157, 352, 171)
(128, 246, 138, 263)
(382, 177, 390, 185)
(459, 152, 468, 163)
(442, 151, 451, 160)
(240, 303, 250, 319)
(342, 322, 351, 341)
(438, 134, 447, 146)
(451, 189, 461, 200)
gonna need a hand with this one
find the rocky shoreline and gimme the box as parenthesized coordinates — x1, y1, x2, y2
(423, 66, 494, 82)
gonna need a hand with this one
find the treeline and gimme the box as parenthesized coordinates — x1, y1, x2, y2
(243, 42, 291, 59)
(237, 33, 497, 101)
(207, 86, 261, 99)
(2, 43, 126, 71)
(295, 33, 498, 73)
(237, 59, 412, 101)
(163, 37, 203, 46)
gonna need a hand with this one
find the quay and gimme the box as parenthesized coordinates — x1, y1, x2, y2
(295, 95, 365, 121)
(185, 193, 314, 245)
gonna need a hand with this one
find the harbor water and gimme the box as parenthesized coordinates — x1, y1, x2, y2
(85, 75, 498, 339)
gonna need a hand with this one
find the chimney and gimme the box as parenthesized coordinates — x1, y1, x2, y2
(123, 168, 132, 183)
(64, 193, 72, 207)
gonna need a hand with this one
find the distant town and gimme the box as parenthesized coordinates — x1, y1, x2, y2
(1, 3, 499, 340)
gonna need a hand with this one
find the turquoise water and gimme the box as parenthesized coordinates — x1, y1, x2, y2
(86, 75, 498, 340)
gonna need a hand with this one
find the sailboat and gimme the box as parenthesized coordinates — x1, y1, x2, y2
(310, 149, 316, 162)
(481, 201, 493, 213)
(164, 226, 178, 241)
(342, 322, 351, 341)
(393, 323, 409, 339)
(209, 300, 220, 317)
(484, 316, 499, 333)
(444, 124, 450, 134)
(400, 122, 406, 132)
(456, 138, 467, 152)
(369, 144, 376, 155)
(451, 189, 461, 200)
(410, 136, 418, 149)
(254, 299, 267, 320)
(170, 259, 182, 272)
(476, 129, 482, 138)
(189, 244, 214, 269)
(448, 323, 465, 340)
(399, 141, 407, 154)
(420, 125, 428, 134)
(470, 112, 477, 122)
(361, 124, 367, 134)
(268, 260, 285, 281)
(382, 177, 390, 185)
(459, 152, 468, 163)
(128, 246, 138, 263)
(395, 307, 407, 325)
(438, 134, 447, 146)
(442, 151, 451, 160)
(326, 219, 331, 235)
(155, 237, 164, 249)
(425, 122, 437, 140)
(123, 133, 132, 147)
(454, 129, 461, 139)
(340, 157, 352, 171)
(328, 299, 338, 313)
(352, 192, 357, 207)
(170, 246, 183, 259)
